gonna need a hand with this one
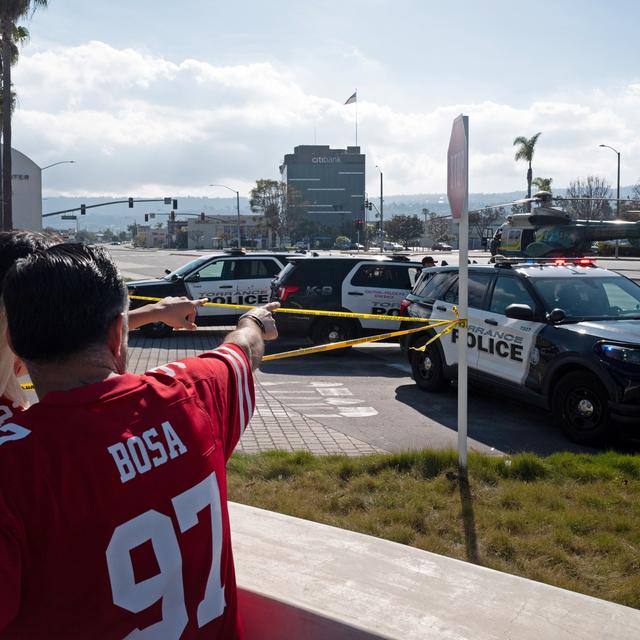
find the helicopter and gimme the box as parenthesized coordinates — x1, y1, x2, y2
(487, 191, 640, 258)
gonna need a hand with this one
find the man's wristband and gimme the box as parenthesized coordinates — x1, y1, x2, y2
(239, 313, 265, 334)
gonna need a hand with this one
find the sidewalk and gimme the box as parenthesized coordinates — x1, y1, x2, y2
(128, 330, 384, 457)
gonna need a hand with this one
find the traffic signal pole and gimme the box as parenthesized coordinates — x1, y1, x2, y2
(42, 198, 176, 218)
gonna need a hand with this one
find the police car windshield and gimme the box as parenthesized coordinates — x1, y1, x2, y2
(163, 257, 210, 280)
(531, 276, 640, 321)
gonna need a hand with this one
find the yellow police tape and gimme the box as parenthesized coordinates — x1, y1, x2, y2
(129, 294, 439, 324)
(18, 301, 466, 389)
(263, 319, 460, 361)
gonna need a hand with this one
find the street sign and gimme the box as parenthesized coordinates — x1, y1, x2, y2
(447, 115, 469, 220)
(447, 114, 469, 469)
(61, 215, 77, 220)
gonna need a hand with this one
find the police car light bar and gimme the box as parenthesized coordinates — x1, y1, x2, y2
(493, 256, 595, 268)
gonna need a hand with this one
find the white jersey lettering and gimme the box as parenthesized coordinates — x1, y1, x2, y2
(107, 422, 187, 483)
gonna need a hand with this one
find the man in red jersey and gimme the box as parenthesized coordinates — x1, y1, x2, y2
(0, 243, 278, 639)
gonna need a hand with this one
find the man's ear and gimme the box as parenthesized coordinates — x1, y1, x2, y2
(106, 314, 125, 359)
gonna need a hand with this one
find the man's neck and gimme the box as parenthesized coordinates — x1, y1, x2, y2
(28, 360, 122, 400)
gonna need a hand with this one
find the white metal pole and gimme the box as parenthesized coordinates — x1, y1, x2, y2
(457, 212, 469, 469)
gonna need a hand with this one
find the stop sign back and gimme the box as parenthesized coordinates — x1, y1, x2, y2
(447, 115, 469, 220)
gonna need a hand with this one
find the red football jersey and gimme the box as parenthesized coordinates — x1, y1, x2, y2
(0, 343, 253, 639)
(0, 396, 24, 427)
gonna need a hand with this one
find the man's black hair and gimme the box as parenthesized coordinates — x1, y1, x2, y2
(0, 230, 55, 298)
(4, 243, 128, 363)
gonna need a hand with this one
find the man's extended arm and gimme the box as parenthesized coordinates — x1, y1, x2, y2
(224, 302, 280, 370)
(128, 297, 208, 331)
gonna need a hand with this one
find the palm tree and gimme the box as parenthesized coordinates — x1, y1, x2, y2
(513, 132, 542, 210)
(0, 1, 47, 230)
(532, 177, 553, 193)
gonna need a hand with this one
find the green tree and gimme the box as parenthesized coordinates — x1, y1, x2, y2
(565, 176, 612, 221)
(532, 176, 553, 193)
(102, 228, 115, 242)
(249, 179, 305, 247)
(0, 0, 48, 230)
(424, 212, 450, 243)
(469, 206, 504, 243)
(513, 132, 542, 209)
(384, 214, 423, 249)
(75, 229, 96, 243)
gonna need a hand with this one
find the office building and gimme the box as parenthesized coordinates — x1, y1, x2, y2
(280, 145, 365, 237)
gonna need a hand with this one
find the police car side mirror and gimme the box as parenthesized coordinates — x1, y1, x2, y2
(165, 268, 172, 275)
(505, 304, 534, 320)
(546, 308, 566, 324)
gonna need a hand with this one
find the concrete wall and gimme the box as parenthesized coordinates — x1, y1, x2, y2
(230, 503, 640, 640)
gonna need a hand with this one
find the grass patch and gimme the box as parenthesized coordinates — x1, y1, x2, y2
(228, 449, 640, 609)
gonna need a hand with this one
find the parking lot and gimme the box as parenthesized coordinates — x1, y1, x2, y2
(119, 247, 640, 457)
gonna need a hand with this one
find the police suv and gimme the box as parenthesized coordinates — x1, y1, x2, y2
(400, 258, 640, 445)
(271, 255, 423, 346)
(128, 250, 298, 337)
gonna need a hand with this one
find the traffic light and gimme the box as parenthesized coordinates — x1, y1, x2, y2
(144, 214, 149, 222)
(200, 212, 205, 222)
(80, 204, 86, 215)
(128, 197, 134, 208)
(355, 218, 364, 229)
(170, 211, 176, 221)
(367, 201, 373, 210)
(173, 199, 178, 209)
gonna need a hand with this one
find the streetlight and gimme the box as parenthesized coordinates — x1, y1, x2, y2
(599, 144, 621, 259)
(210, 184, 241, 248)
(375, 165, 383, 252)
(41, 160, 75, 171)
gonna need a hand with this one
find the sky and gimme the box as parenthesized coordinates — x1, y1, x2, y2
(12, 0, 640, 198)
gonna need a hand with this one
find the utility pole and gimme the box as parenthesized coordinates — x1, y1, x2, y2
(376, 165, 383, 252)
(599, 144, 621, 259)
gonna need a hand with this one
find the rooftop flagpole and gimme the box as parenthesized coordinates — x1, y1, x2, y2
(344, 90, 358, 146)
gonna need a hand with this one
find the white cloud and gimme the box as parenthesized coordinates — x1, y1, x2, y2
(11, 40, 640, 197)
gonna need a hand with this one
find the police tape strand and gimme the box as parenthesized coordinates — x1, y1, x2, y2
(129, 294, 449, 325)
(19, 302, 466, 389)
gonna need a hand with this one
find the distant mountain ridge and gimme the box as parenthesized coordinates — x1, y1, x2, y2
(42, 187, 637, 231)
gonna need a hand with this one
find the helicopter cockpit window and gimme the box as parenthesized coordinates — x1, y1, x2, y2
(507, 229, 521, 248)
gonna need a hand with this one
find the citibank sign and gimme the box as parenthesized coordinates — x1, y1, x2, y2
(312, 157, 341, 164)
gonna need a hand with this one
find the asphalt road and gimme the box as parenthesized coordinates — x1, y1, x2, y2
(260, 341, 605, 456)
(112, 246, 639, 456)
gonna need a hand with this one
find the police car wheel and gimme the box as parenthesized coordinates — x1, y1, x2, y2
(552, 372, 611, 445)
(139, 322, 173, 339)
(311, 319, 355, 355)
(410, 340, 448, 392)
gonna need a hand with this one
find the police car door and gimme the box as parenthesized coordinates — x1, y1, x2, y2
(183, 257, 236, 318)
(475, 274, 543, 385)
(345, 263, 421, 331)
(435, 273, 492, 370)
(234, 257, 284, 307)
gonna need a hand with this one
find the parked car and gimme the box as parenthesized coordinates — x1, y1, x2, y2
(271, 255, 422, 347)
(383, 241, 403, 251)
(431, 242, 453, 251)
(400, 258, 640, 445)
(128, 249, 299, 337)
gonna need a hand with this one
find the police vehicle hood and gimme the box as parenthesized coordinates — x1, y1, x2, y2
(561, 320, 640, 345)
(127, 278, 166, 287)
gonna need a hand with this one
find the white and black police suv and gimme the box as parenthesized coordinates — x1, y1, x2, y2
(128, 250, 298, 337)
(400, 258, 640, 445)
(271, 255, 423, 347)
